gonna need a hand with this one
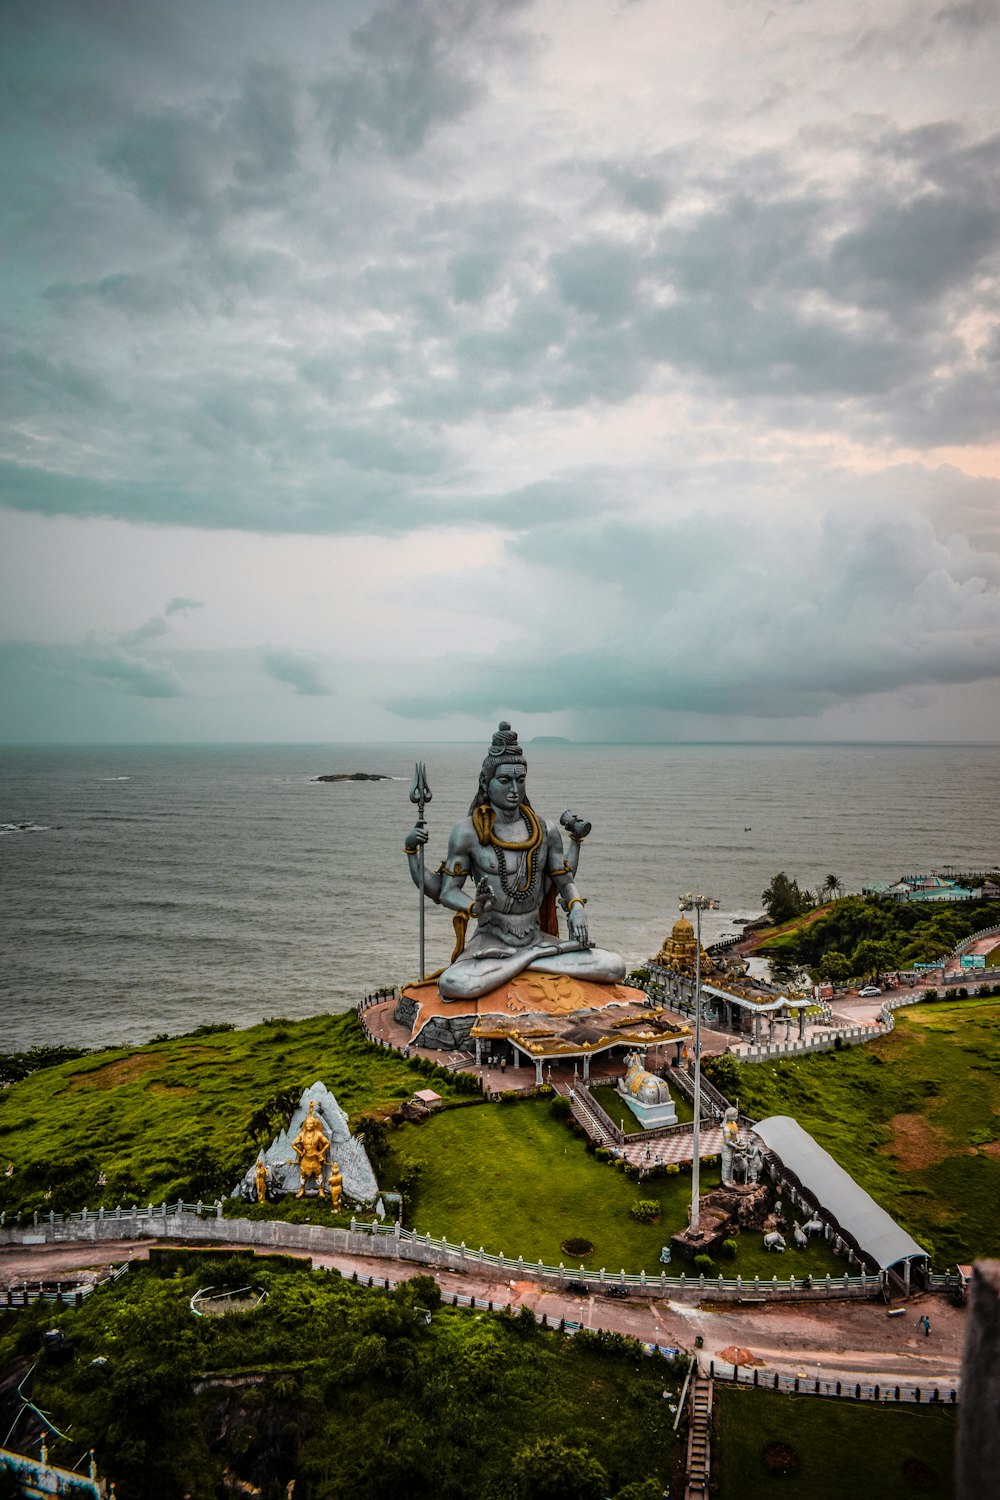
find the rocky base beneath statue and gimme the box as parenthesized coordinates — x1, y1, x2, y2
(394, 993, 477, 1050)
(671, 1182, 771, 1262)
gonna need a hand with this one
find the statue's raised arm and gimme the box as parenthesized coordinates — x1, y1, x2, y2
(404, 722, 624, 1001)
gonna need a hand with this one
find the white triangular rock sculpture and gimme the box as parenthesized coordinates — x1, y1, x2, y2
(235, 1081, 378, 1204)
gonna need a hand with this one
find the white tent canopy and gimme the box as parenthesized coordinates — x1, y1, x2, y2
(753, 1115, 928, 1271)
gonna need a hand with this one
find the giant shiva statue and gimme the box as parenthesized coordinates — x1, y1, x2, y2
(404, 722, 625, 1000)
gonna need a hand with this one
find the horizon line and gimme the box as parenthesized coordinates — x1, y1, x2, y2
(2, 738, 999, 750)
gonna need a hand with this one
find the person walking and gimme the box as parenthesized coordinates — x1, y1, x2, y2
(917, 1314, 931, 1337)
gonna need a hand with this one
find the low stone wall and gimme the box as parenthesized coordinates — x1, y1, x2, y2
(0, 1212, 889, 1305)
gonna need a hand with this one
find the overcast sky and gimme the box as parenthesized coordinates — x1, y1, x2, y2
(2, 0, 1000, 744)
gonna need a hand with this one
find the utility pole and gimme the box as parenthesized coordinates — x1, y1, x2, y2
(679, 892, 718, 1234)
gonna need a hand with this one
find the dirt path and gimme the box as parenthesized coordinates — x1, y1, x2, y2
(0, 1239, 964, 1387)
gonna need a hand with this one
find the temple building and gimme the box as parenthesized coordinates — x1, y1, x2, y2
(654, 913, 715, 976)
(647, 914, 815, 1043)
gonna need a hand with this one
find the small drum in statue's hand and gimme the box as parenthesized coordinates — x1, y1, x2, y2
(560, 810, 592, 841)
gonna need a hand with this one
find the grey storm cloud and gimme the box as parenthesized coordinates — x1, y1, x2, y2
(386, 474, 1000, 723)
(1, 604, 207, 702)
(1, 0, 998, 539)
(1, 640, 186, 699)
(261, 648, 330, 696)
(117, 616, 171, 648)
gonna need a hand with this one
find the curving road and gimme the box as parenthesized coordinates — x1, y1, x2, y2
(0, 1238, 964, 1391)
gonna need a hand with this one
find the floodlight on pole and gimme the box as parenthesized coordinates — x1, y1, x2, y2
(679, 892, 719, 1236)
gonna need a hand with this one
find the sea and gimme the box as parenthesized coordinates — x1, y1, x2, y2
(1, 742, 998, 1053)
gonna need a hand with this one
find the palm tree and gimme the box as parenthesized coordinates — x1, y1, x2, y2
(823, 874, 842, 903)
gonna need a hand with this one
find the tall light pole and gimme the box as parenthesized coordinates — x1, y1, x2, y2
(680, 892, 718, 1235)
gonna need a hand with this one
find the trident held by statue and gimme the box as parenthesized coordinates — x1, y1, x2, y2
(409, 762, 432, 978)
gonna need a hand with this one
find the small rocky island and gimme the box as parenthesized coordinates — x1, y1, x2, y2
(313, 772, 390, 782)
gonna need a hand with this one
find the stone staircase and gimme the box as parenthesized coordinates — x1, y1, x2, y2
(557, 1082, 618, 1148)
(685, 1376, 713, 1498)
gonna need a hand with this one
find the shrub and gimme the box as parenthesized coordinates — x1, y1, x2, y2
(512, 1436, 607, 1500)
(693, 1254, 714, 1274)
(594, 1147, 611, 1161)
(721, 1239, 738, 1260)
(665, 1163, 680, 1176)
(630, 1199, 660, 1223)
(550, 1096, 572, 1120)
(398, 1273, 441, 1312)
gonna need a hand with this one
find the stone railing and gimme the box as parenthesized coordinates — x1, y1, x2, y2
(0, 1206, 884, 1305)
(728, 1023, 880, 1062)
(952, 924, 1000, 957)
(1, 1259, 130, 1309)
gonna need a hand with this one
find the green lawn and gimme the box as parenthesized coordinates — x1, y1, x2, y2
(385, 1097, 845, 1278)
(714, 1385, 956, 1500)
(715, 997, 1000, 1265)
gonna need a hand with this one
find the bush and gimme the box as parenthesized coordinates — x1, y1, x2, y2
(398, 1273, 441, 1312)
(550, 1096, 572, 1120)
(630, 1199, 660, 1223)
(665, 1162, 680, 1176)
(594, 1146, 611, 1161)
(512, 1436, 608, 1500)
(693, 1254, 714, 1274)
(721, 1239, 738, 1260)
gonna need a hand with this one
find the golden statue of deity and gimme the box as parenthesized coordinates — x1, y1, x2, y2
(292, 1101, 331, 1198)
(328, 1160, 343, 1213)
(254, 1157, 269, 1204)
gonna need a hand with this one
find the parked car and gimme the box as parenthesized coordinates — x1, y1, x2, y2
(566, 1280, 590, 1295)
(858, 985, 883, 997)
(605, 1284, 629, 1299)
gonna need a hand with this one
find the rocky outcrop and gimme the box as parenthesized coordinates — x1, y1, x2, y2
(313, 772, 389, 782)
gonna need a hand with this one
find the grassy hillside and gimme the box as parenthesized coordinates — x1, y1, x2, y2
(0, 1011, 474, 1213)
(3, 998, 997, 1266)
(707, 997, 1000, 1265)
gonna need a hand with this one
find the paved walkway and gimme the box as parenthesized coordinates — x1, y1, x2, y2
(0, 1239, 964, 1389)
